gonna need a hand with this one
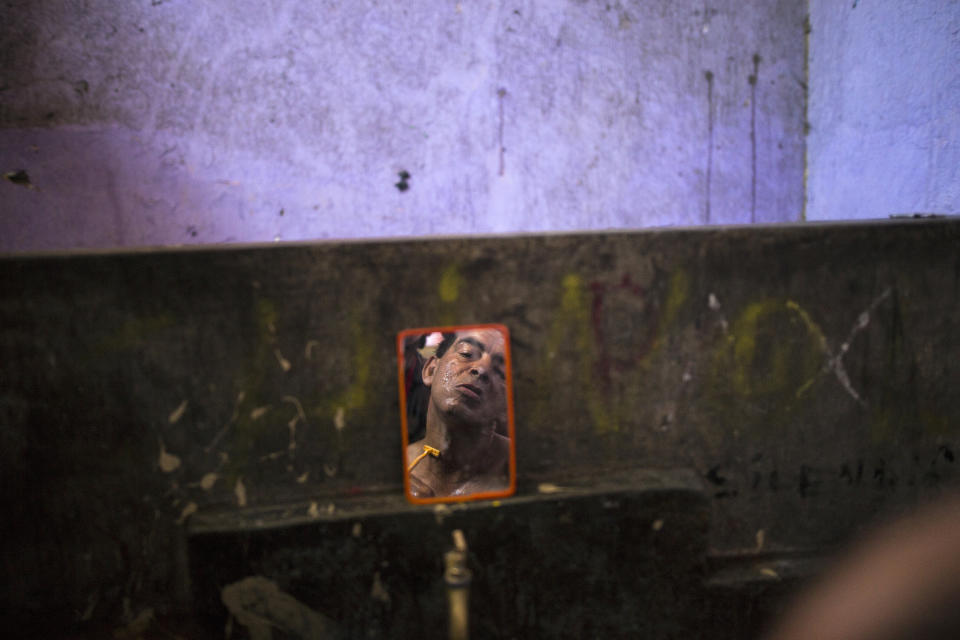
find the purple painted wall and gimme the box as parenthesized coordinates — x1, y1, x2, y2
(807, 0, 960, 221)
(1, 0, 807, 252)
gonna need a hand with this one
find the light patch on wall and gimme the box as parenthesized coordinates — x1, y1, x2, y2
(273, 349, 291, 372)
(167, 400, 188, 423)
(158, 439, 181, 473)
(177, 502, 197, 525)
(200, 472, 218, 490)
(234, 477, 247, 507)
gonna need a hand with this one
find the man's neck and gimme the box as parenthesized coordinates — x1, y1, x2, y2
(421, 406, 495, 477)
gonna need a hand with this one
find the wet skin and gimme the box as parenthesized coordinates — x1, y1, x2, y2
(407, 329, 511, 498)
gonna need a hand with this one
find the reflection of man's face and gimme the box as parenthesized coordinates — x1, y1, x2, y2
(423, 329, 507, 432)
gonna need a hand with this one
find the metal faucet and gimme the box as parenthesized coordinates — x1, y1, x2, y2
(444, 529, 471, 640)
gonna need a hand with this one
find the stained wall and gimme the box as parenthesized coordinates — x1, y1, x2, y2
(3, 221, 958, 634)
(1, 0, 806, 251)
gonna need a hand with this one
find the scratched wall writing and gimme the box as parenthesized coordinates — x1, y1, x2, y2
(705, 445, 957, 501)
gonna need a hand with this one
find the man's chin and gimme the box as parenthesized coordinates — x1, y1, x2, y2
(440, 404, 488, 429)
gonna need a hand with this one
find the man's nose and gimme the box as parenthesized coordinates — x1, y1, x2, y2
(469, 355, 491, 380)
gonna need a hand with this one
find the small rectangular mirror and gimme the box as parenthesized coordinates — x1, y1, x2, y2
(397, 324, 516, 503)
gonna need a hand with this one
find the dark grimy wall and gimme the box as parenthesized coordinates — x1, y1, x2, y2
(2, 220, 959, 635)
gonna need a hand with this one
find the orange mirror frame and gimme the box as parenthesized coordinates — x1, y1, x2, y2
(397, 324, 517, 504)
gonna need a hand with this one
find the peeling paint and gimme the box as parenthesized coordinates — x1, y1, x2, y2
(707, 293, 729, 332)
(200, 472, 218, 490)
(177, 501, 197, 524)
(370, 571, 391, 604)
(235, 477, 247, 507)
(167, 400, 188, 424)
(282, 395, 307, 453)
(158, 439, 181, 473)
(333, 406, 346, 432)
(273, 348, 291, 372)
(308, 501, 320, 518)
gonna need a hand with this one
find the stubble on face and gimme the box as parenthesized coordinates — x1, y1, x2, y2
(427, 329, 507, 432)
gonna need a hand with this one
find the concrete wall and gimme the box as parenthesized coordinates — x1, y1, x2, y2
(807, 0, 960, 220)
(0, 0, 807, 252)
(3, 220, 959, 633)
